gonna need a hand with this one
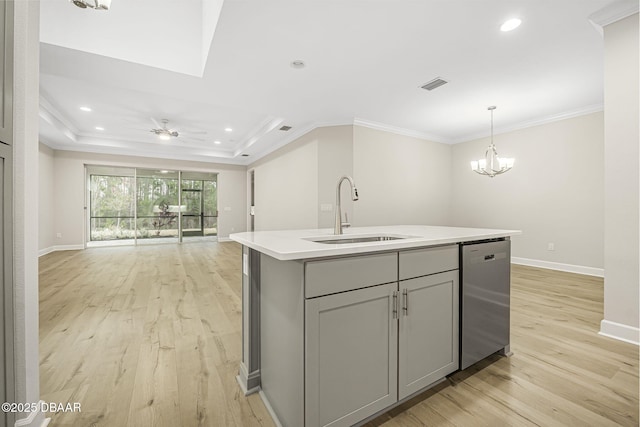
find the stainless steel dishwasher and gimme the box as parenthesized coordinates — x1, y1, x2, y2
(460, 239, 511, 370)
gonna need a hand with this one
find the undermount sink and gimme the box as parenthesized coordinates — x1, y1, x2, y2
(306, 234, 415, 245)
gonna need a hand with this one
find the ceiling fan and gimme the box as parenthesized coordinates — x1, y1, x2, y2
(150, 119, 180, 140)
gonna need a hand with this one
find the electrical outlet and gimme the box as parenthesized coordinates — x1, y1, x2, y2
(56, 233, 62, 239)
(547, 243, 555, 251)
(320, 204, 332, 212)
(224, 206, 232, 211)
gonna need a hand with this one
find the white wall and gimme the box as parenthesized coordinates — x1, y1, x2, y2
(317, 126, 353, 228)
(601, 13, 639, 343)
(250, 124, 453, 231)
(353, 126, 452, 226)
(251, 130, 319, 231)
(451, 112, 605, 274)
(47, 149, 247, 249)
(38, 143, 55, 254)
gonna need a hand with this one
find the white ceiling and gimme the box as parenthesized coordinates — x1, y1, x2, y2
(40, 0, 222, 76)
(39, 0, 613, 165)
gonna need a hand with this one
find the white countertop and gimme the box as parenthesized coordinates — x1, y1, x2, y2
(229, 225, 521, 261)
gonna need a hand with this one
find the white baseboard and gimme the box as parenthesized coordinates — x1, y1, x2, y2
(599, 320, 640, 345)
(511, 257, 604, 277)
(38, 247, 55, 257)
(38, 244, 84, 257)
(259, 391, 283, 427)
(236, 373, 260, 396)
(39, 239, 234, 256)
(14, 401, 46, 427)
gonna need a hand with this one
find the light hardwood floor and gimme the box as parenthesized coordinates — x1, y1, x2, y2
(39, 242, 638, 427)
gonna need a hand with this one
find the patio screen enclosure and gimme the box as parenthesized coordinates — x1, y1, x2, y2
(87, 166, 218, 243)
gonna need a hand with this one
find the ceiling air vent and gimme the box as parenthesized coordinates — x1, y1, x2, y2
(279, 125, 292, 131)
(421, 77, 449, 91)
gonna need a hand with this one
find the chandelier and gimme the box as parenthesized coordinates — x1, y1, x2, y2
(470, 106, 514, 178)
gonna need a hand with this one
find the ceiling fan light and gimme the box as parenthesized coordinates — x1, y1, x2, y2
(70, 0, 87, 8)
(96, 0, 111, 9)
(158, 133, 171, 141)
(70, 0, 111, 10)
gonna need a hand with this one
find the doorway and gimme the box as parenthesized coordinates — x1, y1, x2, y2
(181, 187, 203, 237)
(181, 172, 218, 239)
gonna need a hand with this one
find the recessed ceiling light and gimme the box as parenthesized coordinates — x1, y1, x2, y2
(224, 127, 233, 132)
(500, 18, 521, 32)
(291, 60, 305, 69)
(95, 126, 104, 131)
(79, 106, 92, 112)
(214, 140, 221, 145)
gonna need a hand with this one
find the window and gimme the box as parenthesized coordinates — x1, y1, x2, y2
(87, 166, 218, 244)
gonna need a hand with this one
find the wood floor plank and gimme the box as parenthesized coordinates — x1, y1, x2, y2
(39, 244, 638, 427)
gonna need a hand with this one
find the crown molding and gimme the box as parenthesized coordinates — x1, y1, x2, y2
(451, 104, 604, 144)
(233, 116, 284, 157)
(246, 122, 319, 165)
(39, 95, 80, 134)
(45, 140, 245, 166)
(39, 102, 607, 166)
(353, 117, 448, 144)
(588, 0, 639, 34)
(39, 95, 79, 143)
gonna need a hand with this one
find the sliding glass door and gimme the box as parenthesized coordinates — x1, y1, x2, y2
(88, 166, 135, 242)
(181, 172, 218, 239)
(86, 166, 217, 246)
(136, 169, 180, 241)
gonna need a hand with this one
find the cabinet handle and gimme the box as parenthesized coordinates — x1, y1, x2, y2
(402, 288, 408, 316)
(392, 291, 398, 319)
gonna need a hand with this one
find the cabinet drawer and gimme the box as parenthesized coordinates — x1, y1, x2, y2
(305, 252, 397, 298)
(399, 245, 458, 280)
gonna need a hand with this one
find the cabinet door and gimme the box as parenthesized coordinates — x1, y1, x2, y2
(398, 270, 459, 400)
(305, 282, 398, 427)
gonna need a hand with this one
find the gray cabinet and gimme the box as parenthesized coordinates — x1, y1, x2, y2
(305, 283, 398, 427)
(398, 270, 459, 400)
(399, 245, 458, 280)
(305, 252, 397, 298)
(304, 245, 459, 427)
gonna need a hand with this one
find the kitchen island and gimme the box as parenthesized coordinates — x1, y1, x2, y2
(230, 225, 520, 427)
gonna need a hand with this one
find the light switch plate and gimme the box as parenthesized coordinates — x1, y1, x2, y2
(243, 253, 248, 276)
